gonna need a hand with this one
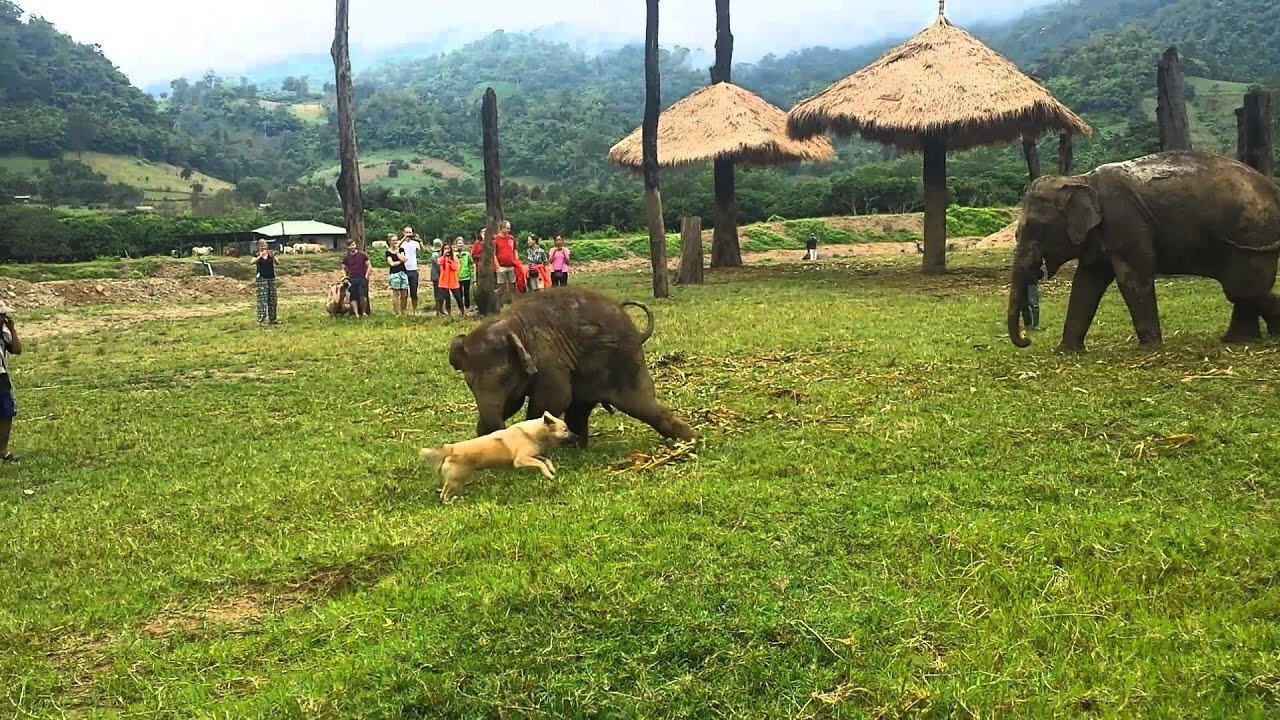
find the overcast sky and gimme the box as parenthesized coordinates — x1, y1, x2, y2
(18, 0, 1051, 85)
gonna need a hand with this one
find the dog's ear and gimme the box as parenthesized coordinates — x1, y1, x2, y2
(542, 411, 556, 425)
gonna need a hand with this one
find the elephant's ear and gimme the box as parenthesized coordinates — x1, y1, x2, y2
(508, 332, 538, 375)
(448, 334, 467, 371)
(1063, 183, 1102, 246)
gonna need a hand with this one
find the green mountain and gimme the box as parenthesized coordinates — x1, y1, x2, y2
(2, 0, 1279, 211)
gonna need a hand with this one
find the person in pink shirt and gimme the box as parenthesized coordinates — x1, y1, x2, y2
(549, 236, 571, 287)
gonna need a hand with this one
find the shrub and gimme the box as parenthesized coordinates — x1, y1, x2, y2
(781, 219, 856, 245)
(623, 234, 680, 258)
(568, 239, 628, 262)
(946, 206, 1014, 237)
(741, 226, 799, 252)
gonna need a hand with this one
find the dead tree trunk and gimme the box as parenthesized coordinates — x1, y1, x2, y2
(921, 135, 947, 275)
(1021, 136, 1041, 183)
(677, 216, 704, 285)
(477, 88, 502, 315)
(1057, 133, 1073, 175)
(708, 0, 741, 268)
(1156, 46, 1192, 151)
(642, 0, 670, 299)
(1240, 90, 1274, 178)
(1236, 107, 1246, 164)
(330, 0, 365, 249)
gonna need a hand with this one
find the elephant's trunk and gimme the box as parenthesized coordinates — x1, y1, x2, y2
(1007, 245, 1039, 348)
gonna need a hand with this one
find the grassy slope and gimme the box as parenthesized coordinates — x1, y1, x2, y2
(300, 147, 552, 192)
(0, 152, 236, 203)
(2, 251, 1279, 716)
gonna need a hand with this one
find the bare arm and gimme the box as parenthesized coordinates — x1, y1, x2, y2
(6, 318, 20, 356)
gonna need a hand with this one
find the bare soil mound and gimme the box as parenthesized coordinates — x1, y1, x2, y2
(0, 276, 249, 309)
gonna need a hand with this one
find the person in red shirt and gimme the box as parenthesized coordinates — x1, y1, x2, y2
(493, 221, 527, 300)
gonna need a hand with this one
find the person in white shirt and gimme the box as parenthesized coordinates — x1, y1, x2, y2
(400, 226, 424, 312)
(0, 301, 23, 463)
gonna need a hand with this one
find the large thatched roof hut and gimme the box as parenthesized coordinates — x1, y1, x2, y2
(609, 82, 835, 168)
(786, 3, 1090, 274)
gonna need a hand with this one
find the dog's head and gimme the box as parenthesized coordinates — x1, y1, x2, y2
(532, 411, 577, 446)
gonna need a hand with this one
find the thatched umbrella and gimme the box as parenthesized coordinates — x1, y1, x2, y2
(608, 81, 835, 261)
(786, 1, 1091, 274)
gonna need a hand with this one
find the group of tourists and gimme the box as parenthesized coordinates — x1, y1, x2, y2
(250, 222, 571, 321)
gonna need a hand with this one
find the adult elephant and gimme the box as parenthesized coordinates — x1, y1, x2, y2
(1007, 150, 1280, 353)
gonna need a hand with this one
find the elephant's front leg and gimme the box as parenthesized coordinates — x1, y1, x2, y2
(1058, 264, 1115, 353)
(1111, 257, 1163, 350)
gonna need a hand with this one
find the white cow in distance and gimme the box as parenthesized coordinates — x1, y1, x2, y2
(371, 240, 389, 251)
(191, 246, 213, 257)
(292, 243, 325, 254)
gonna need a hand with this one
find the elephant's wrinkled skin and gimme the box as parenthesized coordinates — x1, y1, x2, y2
(448, 287, 695, 446)
(1008, 150, 1280, 353)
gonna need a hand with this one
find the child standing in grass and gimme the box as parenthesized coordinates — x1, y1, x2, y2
(0, 301, 22, 463)
(455, 237, 474, 314)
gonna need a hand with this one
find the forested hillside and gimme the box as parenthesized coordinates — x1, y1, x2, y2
(1, 0, 1278, 218)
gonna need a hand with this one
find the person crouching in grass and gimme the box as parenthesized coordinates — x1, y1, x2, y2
(386, 236, 410, 316)
(251, 240, 280, 325)
(0, 302, 22, 462)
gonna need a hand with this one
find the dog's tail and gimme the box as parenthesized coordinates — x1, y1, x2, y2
(622, 300, 655, 343)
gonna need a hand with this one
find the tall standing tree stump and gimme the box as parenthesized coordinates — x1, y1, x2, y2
(1239, 90, 1274, 178)
(642, 0, 670, 299)
(708, 0, 742, 269)
(1021, 136, 1041, 183)
(1156, 47, 1192, 151)
(1057, 133, 1073, 175)
(477, 88, 502, 315)
(677, 217, 704, 285)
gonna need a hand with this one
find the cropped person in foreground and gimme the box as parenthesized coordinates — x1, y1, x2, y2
(0, 301, 23, 462)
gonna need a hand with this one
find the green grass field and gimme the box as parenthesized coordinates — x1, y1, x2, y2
(3, 249, 1279, 716)
(301, 149, 476, 194)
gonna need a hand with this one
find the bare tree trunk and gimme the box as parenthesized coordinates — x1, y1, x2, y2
(330, 0, 365, 250)
(1156, 47, 1192, 151)
(1237, 107, 1246, 164)
(1021, 136, 1040, 183)
(921, 135, 947, 275)
(1241, 90, 1274, 178)
(477, 88, 501, 315)
(677, 216, 704, 285)
(708, 0, 741, 268)
(643, 0, 670, 299)
(1057, 133, 1073, 175)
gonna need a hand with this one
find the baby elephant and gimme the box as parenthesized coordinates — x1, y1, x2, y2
(448, 287, 695, 447)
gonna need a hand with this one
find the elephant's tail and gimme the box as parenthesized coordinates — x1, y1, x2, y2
(622, 301, 655, 343)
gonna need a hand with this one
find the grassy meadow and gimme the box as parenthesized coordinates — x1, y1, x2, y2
(3, 249, 1280, 717)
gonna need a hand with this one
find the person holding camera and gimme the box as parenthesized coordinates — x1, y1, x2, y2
(251, 240, 280, 325)
(0, 302, 23, 462)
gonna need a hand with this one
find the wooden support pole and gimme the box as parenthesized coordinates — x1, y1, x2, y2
(1057, 133, 1073, 175)
(1021, 136, 1041, 183)
(330, 0, 365, 250)
(921, 135, 947, 275)
(1156, 46, 1192, 151)
(1241, 90, 1274, 178)
(643, 0, 670, 298)
(477, 88, 502, 315)
(708, 0, 742, 269)
(1236, 107, 1246, 164)
(677, 216, 704, 285)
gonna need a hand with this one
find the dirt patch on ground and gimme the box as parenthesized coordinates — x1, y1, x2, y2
(21, 304, 247, 339)
(0, 276, 248, 310)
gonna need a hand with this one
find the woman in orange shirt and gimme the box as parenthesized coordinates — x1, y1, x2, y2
(435, 243, 464, 316)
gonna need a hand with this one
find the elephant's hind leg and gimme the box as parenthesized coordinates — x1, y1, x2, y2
(609, 382, 696, 442)
(1223, 302, 1262, 343)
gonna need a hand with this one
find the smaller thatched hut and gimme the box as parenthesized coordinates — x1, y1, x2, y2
(609, 82, 835, 266)
(786, 3, 1090, 274)
(609, 82, 835, 168)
